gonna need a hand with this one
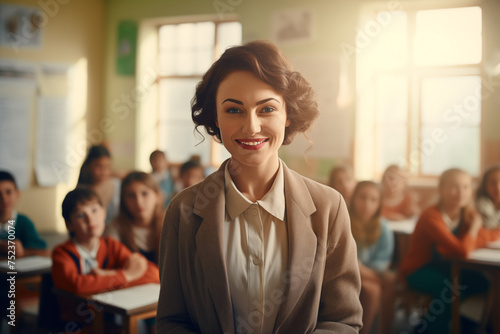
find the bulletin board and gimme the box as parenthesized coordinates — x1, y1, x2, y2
(0, 60, 72, 189)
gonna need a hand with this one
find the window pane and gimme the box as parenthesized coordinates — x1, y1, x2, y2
(373, 11, 407, 70)
(376, 75, 408, 123)
(414, 7, 482, 66)
(374, 76, 408, 173)
(421, 76, 481, 127)
(216, 22, 242, 58)
(158, 22, 215, 75)
(159, 78, 199, 122)
(161, 121, 211, 164)
(420, 126, 480, 175)
(376, 127, 407, 172)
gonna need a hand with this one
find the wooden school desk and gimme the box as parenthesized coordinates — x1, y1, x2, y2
(450, 245, 500, 334)
(53, 283, 160, 334)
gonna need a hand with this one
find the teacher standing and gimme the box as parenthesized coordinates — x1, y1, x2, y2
(157, 40, 362, 334)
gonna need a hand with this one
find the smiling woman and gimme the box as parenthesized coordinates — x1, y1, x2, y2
(157, 40, 363, 333)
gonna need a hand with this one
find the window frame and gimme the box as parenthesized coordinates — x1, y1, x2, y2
(155, 18, 241, 167)
(355, 2, 483, 182)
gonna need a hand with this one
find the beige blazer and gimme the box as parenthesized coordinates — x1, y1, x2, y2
(157, 161, 362, 333)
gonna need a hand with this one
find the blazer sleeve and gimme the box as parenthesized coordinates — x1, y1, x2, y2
(314, 194, 363, 333)
(51, 244, 128, 295)
(156, 198, 198, 333)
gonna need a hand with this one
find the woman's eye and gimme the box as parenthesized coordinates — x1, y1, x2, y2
(226, 108, 240, 114)
(261, 106, 275, 113)
(76, 213, 84, 218)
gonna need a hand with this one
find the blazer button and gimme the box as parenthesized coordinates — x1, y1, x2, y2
(253, 257, 262, 265)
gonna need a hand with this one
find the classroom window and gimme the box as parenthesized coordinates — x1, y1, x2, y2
(157, 21, 241, 165)
(355, 5, 482, 179)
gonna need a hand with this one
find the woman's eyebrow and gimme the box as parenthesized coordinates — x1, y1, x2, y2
(222, 98, 243, 105)
(221, 97, 280, 105)
(256, 97, 280, 105)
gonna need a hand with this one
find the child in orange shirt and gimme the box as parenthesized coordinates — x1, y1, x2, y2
(349, 181, 395, 334)
(106, 171, 164, 264)
(380, 165, 419, 221)
(52, 187, 159, 331)
(400, 168, 500, 334)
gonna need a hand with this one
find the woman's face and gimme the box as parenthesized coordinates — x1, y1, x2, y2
(124, 181, 159, 225)
(89, 157, 112, 184)
(353, 185, 380, 222)
(440, 172, 472, 209)
(486, 170, 500, 206)
(215, 71, 290, 170)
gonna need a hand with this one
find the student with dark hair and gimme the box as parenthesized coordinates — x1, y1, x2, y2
(53, 187, 159, 331)
(157, 40, 362, 333)
(77, 145, 120, 223)
(179, 158, 205, 189)
(0, 170, 47, 257)
(149, 150, 174, 207)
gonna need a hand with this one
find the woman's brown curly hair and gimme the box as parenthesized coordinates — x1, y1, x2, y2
(191, 40, 319, 145)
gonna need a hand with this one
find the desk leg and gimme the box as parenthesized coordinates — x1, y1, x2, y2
(124, 315, 138, 334)
(451, 263, 460, 334)
(494, 274, 500, 334)
(92, 306, 104, 334)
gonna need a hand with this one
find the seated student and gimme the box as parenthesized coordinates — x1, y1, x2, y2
(349, 181, 395, 334)
(166, 158, 205, 206)
(0, 171, 47, 257)
(52, 187, 159, 331)
(476, 165, 500, 228)
(328, 164, 356, 204)
(149, 150, 174, 207)
(77, 145, 121, 224)
(380, 165, 419, 221)
(400, 168, 500, 334)
(179, 158, 205, 189)
(106, 172, 163, 264)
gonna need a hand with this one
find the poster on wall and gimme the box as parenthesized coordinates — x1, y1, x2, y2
(0, 61, 37, 190)
(116, 20, 138, 76)
(0, 4, 43, 50)
(272, 8, 315, 45)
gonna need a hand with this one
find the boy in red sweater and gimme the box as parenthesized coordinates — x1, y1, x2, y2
(52, 187, 159, 330)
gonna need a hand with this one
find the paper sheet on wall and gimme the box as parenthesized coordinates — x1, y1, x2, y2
(283, 54, 351, 159)
(35, 96, 69, 186)
(0, 61, 37, 190)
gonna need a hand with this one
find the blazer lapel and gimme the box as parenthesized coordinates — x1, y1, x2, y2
(274, 164, 318, 331)
(193, 165, 235, 333)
